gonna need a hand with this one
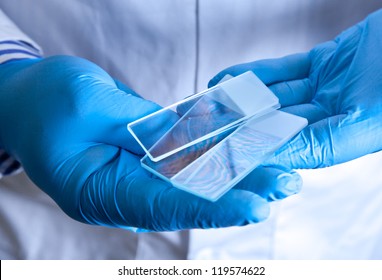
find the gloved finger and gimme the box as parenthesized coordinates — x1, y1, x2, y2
(123, 183, 270, 231)
(268, 78, 313, 107)
(113, 78, 142, 98)
(208, 52, 311, 88)
(234, 166, 302, 201)
(88, 87, 166, 155)
(112, 80, 164, 154)
(264, 113, 380, 169)
(281, 103, 330, 124)
(79, 149, 270, 231)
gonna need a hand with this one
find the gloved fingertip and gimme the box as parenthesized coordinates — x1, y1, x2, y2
(247, 196, 270, 223)
(208, 73, 235, 88)
(136, 228, 152, 233)
(281, 171, 303, 192)
(207, 77, 219, 88)
(269, 172, 302, 201)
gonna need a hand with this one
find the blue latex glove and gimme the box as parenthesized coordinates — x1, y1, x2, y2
(209, 10, 382, 170)
(0, 55, 301, 231)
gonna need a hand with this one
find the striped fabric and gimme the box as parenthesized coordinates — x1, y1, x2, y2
(0, 39, 42, 178)
(0, 39, 41, 63)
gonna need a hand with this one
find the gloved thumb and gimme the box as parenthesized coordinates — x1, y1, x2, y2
(87, 82, 163, 155)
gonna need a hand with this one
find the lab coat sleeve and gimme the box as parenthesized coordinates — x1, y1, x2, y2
(0, 8, 42, 179)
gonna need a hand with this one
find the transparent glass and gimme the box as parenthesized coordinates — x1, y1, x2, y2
(141, 110, 307, 201)
(127, 71, 280, 161)
(127, 71, 307, 201)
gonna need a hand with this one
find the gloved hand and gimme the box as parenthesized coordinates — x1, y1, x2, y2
(209, 9, 382, 170)
(0, 55, 301, 231)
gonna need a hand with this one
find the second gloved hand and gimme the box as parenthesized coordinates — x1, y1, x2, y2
(209, 9, 382, 169)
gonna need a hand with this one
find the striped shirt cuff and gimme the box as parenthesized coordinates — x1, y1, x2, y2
(0, 150, 22, 178)
(0, 39, 42, 64)
(0, 39, 42, 178)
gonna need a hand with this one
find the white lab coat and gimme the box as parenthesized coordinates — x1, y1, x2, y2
(1, 0, 382, 259)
